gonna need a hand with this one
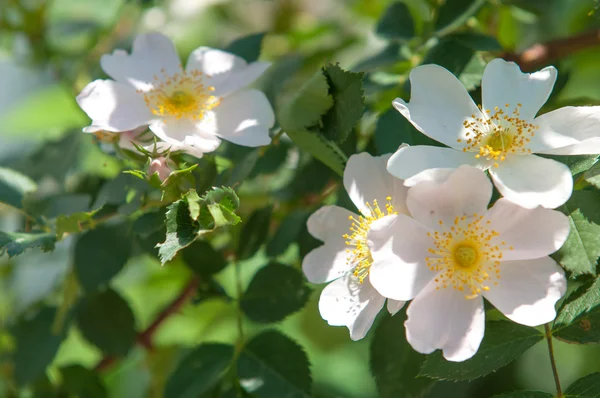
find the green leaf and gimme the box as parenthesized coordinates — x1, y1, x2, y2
(225, 32, 266, 63)
(278, 70, 333, 133)
(241, 263, 311, 323)
(370, 312, 433, 398)
(491, 392, 553, 398)
(375, 1, 415, 40)
(202, 186, 241, 227)
(321, 64, 365, 143)
(422, 38, 474, 78)
(353, 43, 403, 72)
(0, 167, 37, 209)
(553, 191, 600, 277)
(59, 365, 107, 398)
(374, 108, 443, 155)
(158, 187, 241, 264)
(12, 307, 67, 386)
(266, 210, 310, 257)
(237, 330, 312, 398)
(553, 277, 600, 344)
(435, 0, 485, 35)
(285, 131, 347, 177)
(181, 240, 227, 276)
(564, 372, 600, 397)
(158, 199, 200, 264)
(0, 231, 56, 257)
(419, 321, 543, 381)
(237, 205, 273, 260)
(164, 343, 234, 398)
(55, 210, 99, 240)
(75, 288, 136, 356)
(74, 223, 133, 292)
(543, 154, 599, 176)
(451, 32, 503, 51)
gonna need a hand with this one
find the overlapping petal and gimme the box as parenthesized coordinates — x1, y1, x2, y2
(405, 279, 486, 362)
(213, 90, 274, 147)
(344, 153, 409, 217)
(100, 33, 181, 89)
(318, 274, 386, 341)
(482, 59, 557, 121)
(489, 155, 573, 209)
(77, 80, 153, 133)
(368, 214, 434, 301)
(483, 257, 566, 326)
(486, 198, 570, 261)
(406, 166, 492, 228)
(529, 106, 600, 155)
(387, 145, 488, 183)
(392, 65, 481, 148)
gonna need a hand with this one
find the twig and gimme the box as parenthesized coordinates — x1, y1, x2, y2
(544, 323, 563, 398)
(94, 277, 199, 372)
(503, 29, 600, 71)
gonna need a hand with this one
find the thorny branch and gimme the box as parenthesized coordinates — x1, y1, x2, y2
(503, 29, 600, 71)
(94, 277, 200, 372)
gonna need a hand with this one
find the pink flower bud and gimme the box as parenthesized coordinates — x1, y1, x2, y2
(149, 157, 172, 181)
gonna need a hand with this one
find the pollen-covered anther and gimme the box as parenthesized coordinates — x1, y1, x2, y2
(461, 103, 538, 167)
(141, 67, 221, 122)
(342, 197, 397, 283)
(426, 214, 511, 299)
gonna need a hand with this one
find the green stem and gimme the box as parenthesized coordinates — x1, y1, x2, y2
(544, 323, 563, 398)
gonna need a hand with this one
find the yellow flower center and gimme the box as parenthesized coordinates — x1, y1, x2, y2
(343, 197, 397, 283)
(459, 103, 538, 168)
(141, 68, 220, 121)
(426, 214, 513, 299)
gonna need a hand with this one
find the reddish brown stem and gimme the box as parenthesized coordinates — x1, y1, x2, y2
(94, 277, 199, 372)
(503, 29, 600, 71)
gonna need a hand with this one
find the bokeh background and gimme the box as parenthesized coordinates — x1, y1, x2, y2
(2, 0, 600, 397)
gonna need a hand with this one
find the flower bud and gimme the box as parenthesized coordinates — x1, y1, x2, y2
(148, 157, 172, 181)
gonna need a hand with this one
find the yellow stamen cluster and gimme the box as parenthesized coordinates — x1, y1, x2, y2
(342, 197, 397, 283)
(141, 68, 220, 121)
(425, 214, 513, 299)
(458, 103, 538, 168)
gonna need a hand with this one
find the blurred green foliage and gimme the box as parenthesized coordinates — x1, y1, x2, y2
(2, 0, 600, 397)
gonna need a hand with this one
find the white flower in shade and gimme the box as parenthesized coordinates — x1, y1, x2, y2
(387, 58, 600, 209)
(368, 166, 569, 361)
(302, 152, 409, 340)
(76, 32, 275, 158)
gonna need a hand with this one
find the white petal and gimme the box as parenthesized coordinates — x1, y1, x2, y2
(186, 47, 270, 96)
(387, 299, 405, 315)
(483, 257, 566, 327)
(153, 141, 205, 159)
(306, 205, 355, 243)
(368, 214, 434, 301)
(406, 166, 492, 229)
(528, 106, 600, 155)
(489, 155, 572, 209)
(482, 59, 556, 121)
(77, 80, 153, 132)
(100, 33, 181, 89)
(302, 242, 352, 284)
(486, 198, 570, 261)
(387, 145, 490, 183)
(343, 153, 409, 217)
(405, 279, 486, 362)
(393, 64, 481, 148)
(212, 90, 274, 147)
(319, 274, 386, 340)
(149, 119, 222, 153)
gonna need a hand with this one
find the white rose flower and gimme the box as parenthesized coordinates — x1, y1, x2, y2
(368, 166, 569, 361)
(387, 58, 600, 209)
(76, 33, 275, 158)
(302, 152, 409, 340)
